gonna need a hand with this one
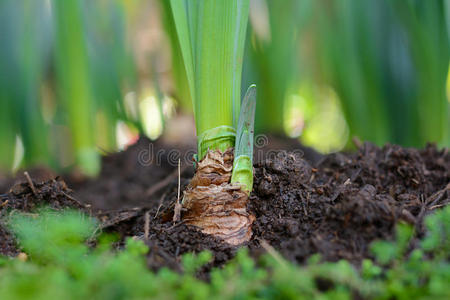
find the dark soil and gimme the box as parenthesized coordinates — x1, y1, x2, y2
(0, 177, 88, 256)
(250, 143, 449, 264)
(66, 137, 195, 210)
(0, 137, 448, 274)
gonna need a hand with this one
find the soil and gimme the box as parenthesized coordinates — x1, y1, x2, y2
(0, 177, 88, 256)
(0, 137, 448, 275)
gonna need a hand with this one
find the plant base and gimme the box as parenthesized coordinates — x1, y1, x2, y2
(182, 148, 254, 245)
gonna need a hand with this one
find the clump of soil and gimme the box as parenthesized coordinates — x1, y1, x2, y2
(0, 177, 87, 256)
(0, 137, 448, 274)
(250, 143, 449, 263)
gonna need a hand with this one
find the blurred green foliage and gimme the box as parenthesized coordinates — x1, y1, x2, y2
(0, 0, 137, 174)
(159, 0, 192, 113)
(244, 0, 305, 134)
(312, 0, 449, 147)
(168, 0, 449, 149)
(53, 0, 100, 176)
(0, 0, 449, 174)
(0, 0, 51, 170)
(0, 206, 449, 299)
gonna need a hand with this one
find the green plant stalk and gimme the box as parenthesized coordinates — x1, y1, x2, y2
(19, 1, 50, 167)
(89, 0, 138, 150)
(231, 85, 256, 194)
(313, 0, 392, 146)
(0, 0, 23, 171)
(151, 55, 166, 133)
(53, 0, 99, 176)
(249, 0, 301, 134)
(170, 0, 250, 160)
(159, 0, 192, 112)
(0, 0, 50, 170)
(391, 0, 450, 146)
(84, 0, 125, 151)
(0, 97, 16, 171)
(313, 0, 448, 147)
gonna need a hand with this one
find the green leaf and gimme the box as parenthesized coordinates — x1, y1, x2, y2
(370, 240, 397, 265)
(395, 223, 414, 257)
(125, 238, 149, 257)
(361, 259, 382, 279)
(53, 0, 100, 175)
(182, 251, 212, 275)
(9, 209, 96, 263)
(170, 0, 250, 159)
(169, 0, 196, 109)
(231, 84, 256, 193)
(421, 205, 450, 255)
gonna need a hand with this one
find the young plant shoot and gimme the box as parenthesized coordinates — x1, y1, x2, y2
(170, 0, 255, 245)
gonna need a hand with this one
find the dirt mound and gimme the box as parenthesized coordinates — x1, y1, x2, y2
(92, 141, 449, 270)
(0, 177, 86, 256)
(0, 139, 448, 273)
(249, 143, 449, 264)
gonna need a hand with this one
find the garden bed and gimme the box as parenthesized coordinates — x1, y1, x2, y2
(1, 137, 448, 275)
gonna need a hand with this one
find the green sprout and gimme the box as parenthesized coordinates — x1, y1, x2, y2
(170, 0, 255, 192)
(231, 85, 256, 193)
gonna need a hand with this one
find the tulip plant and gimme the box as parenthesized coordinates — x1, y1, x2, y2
(170, 0, 255, 245)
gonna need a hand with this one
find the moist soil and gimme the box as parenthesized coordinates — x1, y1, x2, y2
(0, 137, 449, 274)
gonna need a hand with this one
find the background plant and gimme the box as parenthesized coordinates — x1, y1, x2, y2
(311, 0, 449, 147)
(0, 0, 137, 175)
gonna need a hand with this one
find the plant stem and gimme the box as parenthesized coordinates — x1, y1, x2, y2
(170, 0, 250, 159)
(53, 0, 99, 176)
